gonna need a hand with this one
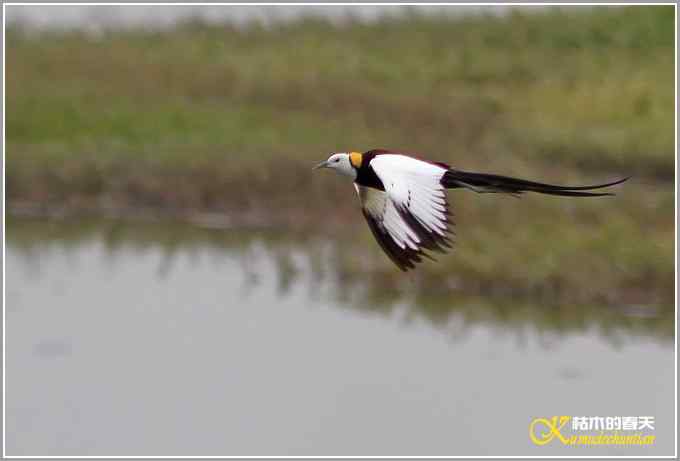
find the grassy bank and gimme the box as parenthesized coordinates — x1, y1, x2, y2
(6, 6, 676, 307)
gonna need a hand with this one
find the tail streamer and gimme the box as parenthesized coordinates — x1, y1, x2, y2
(441, 170, 629, 197)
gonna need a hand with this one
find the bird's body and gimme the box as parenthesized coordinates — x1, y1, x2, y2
(314, 149, 628, 271)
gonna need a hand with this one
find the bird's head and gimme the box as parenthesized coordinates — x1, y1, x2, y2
(313, 152, 362, 179)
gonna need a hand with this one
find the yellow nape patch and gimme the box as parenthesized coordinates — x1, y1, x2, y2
(349, 151, 363, 168)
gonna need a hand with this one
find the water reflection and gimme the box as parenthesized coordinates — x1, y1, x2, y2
(7, 216, 673, 341)
(5, 216, 676, 456)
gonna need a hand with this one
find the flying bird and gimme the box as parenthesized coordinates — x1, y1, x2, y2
(314, 149, 628, 271)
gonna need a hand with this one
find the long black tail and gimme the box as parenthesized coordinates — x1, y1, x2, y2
(442, 170, 629, 197)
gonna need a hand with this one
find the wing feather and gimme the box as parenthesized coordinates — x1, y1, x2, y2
(355, 155, 455, 271)
(356, 185, 424, 271)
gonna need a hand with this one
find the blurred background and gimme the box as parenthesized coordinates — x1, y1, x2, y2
(5, 4, 675, 456)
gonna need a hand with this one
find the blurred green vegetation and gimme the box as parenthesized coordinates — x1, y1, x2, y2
(5, 6, 675, 307)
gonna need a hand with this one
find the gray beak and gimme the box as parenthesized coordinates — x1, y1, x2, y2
(313, 160, 329, 170)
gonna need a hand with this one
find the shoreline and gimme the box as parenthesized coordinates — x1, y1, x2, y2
(7, 204, 675, 310)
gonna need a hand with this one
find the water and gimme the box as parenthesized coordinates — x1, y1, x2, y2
(5, 217, 675, 456)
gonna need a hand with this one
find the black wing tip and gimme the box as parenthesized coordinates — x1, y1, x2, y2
(362, 209, 423, 272)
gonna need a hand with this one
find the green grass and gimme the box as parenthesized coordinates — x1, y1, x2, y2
(5, 6, 676, 307)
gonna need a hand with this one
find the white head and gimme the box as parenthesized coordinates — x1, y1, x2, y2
(313, 152, 362, 180)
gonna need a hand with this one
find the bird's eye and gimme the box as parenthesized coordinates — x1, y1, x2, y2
(334, 158, 340, 163)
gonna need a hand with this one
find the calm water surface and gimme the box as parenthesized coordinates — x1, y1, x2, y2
(5, 218, 675, 456)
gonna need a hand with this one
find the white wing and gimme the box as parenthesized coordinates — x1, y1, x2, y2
(371, 154, 451, 235)
(356, 155, 454, 271)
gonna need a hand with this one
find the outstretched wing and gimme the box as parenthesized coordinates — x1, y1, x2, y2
(356, 185, 427, 271)
(356, 155, 454, 271)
